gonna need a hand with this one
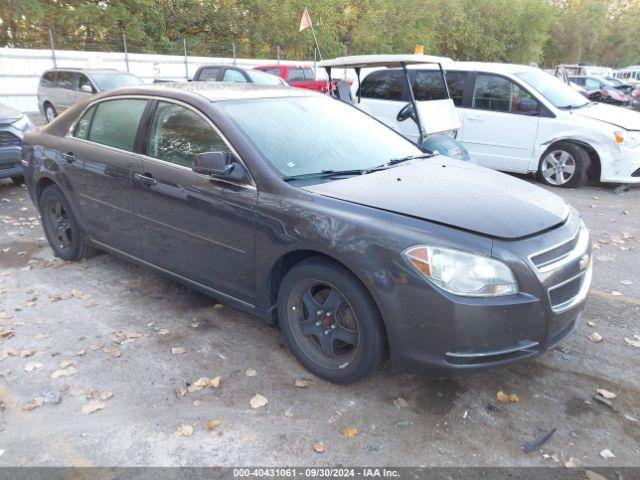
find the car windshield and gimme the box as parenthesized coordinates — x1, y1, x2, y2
(90, 73, 143, 90)
(246, 70, 285, 86)
(219, 95, 421, 178)
(517, 70, 590, 109)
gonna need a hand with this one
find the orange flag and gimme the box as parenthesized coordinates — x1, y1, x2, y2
(299, 7, 312, 32)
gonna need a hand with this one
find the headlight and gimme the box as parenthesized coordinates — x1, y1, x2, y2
(13, 114, 31, 132)
(614, 130, 640, 148)
(403, 245, 519, 297)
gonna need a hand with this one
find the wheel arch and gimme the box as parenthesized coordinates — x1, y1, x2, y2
(265, 249, 391, 354)
(35, 176, 58, 206)
(540, 137, 602, 180)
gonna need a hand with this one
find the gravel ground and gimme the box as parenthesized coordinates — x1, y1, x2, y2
(0, 173, 639, 468)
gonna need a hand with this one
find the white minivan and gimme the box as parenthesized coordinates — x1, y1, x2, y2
(357, 62, 640, 187)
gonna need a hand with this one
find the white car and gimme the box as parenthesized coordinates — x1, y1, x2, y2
(357, 62, 640, 187)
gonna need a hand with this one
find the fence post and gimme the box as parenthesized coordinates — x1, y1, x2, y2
(232, 42, 237, 65)
(183, 38, 189, 80)
(48, 28, 57, 68)
(122, 32, 129, 72)
(277, 45, 281, 64)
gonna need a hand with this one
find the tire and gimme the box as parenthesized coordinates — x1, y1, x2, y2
(39, 184, 97, 261)
(537, 141, 590, 188)
(44, 102, 57, 123)
(277, 258, 385, 384)
(10, 175, 24, 186)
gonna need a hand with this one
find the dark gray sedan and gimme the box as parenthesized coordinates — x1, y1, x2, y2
(21, 82, 592, 383)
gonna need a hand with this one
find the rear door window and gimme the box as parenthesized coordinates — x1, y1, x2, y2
(40, 71, 56, 88)
(359, 70, 404, 101)
(147, 102, 230, 168)
(197, 67, 221, 81)
(472, 73, 538, 114)
(88, 99, 147, 151)
(56, 72, 74, 90)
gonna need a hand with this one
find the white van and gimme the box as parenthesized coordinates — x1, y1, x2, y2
(358, 62, 640, 187)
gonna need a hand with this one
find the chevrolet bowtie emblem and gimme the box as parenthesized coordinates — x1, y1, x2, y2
(579, 254, 591, 271)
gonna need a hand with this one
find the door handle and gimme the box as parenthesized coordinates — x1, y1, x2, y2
(466, 114, 484, 121)
(61, 152, 76, 163)
(134, 173, 157, 186)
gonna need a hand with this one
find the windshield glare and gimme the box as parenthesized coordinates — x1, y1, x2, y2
(220, 96, 421, 177)
(90, 73, 143, 90)
(516, 70, 589, 108)
(246, 70, 285, 85)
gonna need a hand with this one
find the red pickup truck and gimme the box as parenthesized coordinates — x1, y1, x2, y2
(253, 65, 327, 92)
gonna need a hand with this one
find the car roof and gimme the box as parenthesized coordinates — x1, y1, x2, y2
(318, 54, 453, 69)
(102, 82, 315, 102)
(46, 68, 125, 73)
(448, 62, 541, 74)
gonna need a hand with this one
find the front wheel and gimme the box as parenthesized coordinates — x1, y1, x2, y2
(277, 258, 385, 384)
(537, 141, 590, 188)
(39, 185, 97, 261)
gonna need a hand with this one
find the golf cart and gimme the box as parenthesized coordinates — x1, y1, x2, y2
(318, 54, 470, 161)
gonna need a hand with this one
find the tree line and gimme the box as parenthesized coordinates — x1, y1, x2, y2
(1, 0, 639, 67)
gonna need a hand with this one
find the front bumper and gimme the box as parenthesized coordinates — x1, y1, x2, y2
(0, 146, 23, 179)
(599, 145, 640, 184)
(381, 213, 591, 377)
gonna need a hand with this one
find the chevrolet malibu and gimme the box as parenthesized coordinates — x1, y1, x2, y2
(21, 83, 592, 383)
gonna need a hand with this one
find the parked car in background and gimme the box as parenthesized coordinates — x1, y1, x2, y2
(0, 103, 33, 184)
(253, 65, 326, 91)
(569, 76, 631, 108)
(38, 68, 143, 123)
(192, 65, 287, 86)
(604, 77, 640, 110)
(556, 64, 613, 78)
(318, 55, 470, 162)
(382, 62, 640, 188)
(21, 82, 591, 383)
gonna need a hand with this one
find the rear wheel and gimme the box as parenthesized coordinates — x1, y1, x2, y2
(277, 258, 385, 384)
(44, 103, 57, 123)
(39, 185, 96, 261)
(537, 141, 590, 188)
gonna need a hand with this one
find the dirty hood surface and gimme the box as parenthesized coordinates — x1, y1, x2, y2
(302, 157, 569, 239)
(572, 102, 640, 130)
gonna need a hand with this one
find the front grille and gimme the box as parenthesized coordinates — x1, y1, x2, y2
(0, 130, 21, 147)
(548, 273, 586, 309)
(531, 234, 579, 268)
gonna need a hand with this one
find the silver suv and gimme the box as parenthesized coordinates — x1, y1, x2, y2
(38, 68, 143, 122)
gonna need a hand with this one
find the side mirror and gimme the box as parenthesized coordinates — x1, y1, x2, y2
(193, 151, 234, 176)
(396, 102, 417, 123)
(518, 98, 539, 115)
(80, 84, 94, 94)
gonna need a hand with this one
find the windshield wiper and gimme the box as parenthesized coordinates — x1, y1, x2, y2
(282, 169, 372, 181)
(558, 102, 592, 110)
(383, 152, 438, 167)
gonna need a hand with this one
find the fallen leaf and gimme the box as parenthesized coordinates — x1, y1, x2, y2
(242, 432, 257, 441)
(24, 362, 42, 372)
(213, 303, 224, 309)
(250, 394, 268, 409)
(174, 424, 193, 437)
(611, 290, 623, 296)
(0, 329, 14, 339)
(171, 347, 186, 355)
(564, 457, 580, 468)
(312, 441, 325, 453)
(112, 331, 127, 344)
(508, 393, 519, 403)
(22, 398, 44, 411)
(294, 378, 313, 388)
(175, 387, 187, 398)
(48, 294, 62, 302)
(284, 409, 294, 417)
(99, 391, 113, 401)
(393, 397, 408, 408)
(596, 388, 616, 400)
(59, 359, 75, 369)
(209, 376, 221, 388)
(340, 427, 358, 438)
(129, 279, 142, 287)
(620, 280, 634, 286)
(51, 367, 77, 378)
(624, 337, 640, 348)
(496, 390, 509, 403)
(600, 449, 615, 459)
(128, 332, 143, 339)
(81, 400, 105, 415)
(587, 321, 597, 328)
(158, 329, 170, 336)
(84, 300, 97, 308)
(70, 289, 83, 298)
(203, 419, 222, 431)
(19, 349, 36, 358)
(245, 368, 257, 377)
(35, 334, 49, 341)
(76, 348, 86, 356)
(588, 332, 603, 343)
(103, 345, 121, 358)
(585, 471, 608, 480)
(192, 399, 201, 406)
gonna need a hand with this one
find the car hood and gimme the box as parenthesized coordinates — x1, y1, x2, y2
(0, 103, 23, 124)
(573, 103, 640, 130)
(302, 158, 569, 239)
